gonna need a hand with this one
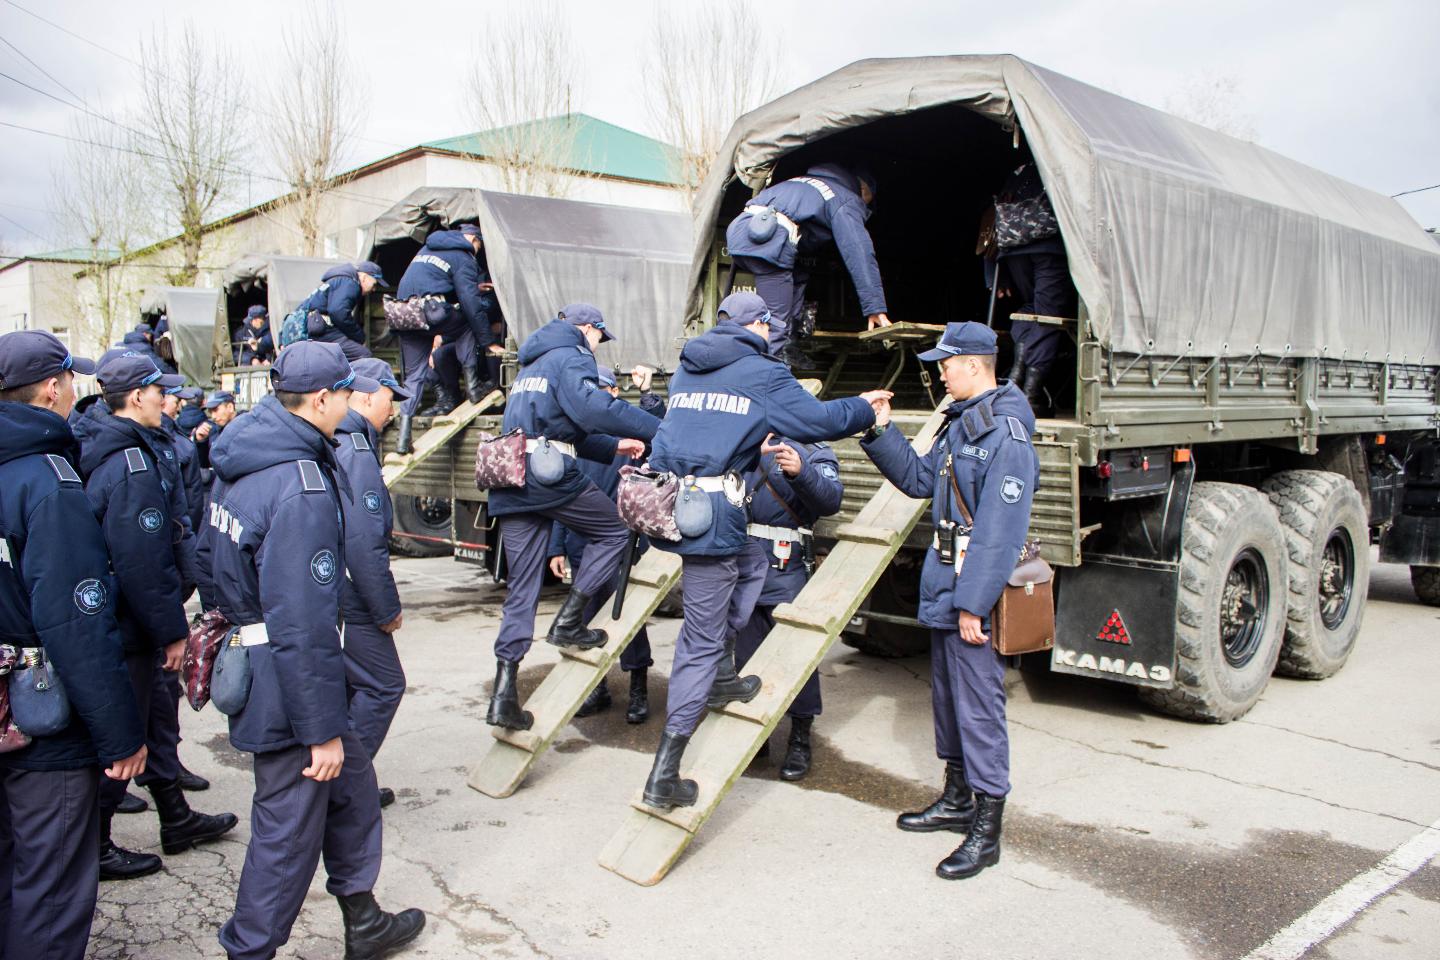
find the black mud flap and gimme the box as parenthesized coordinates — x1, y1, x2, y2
(452, 499, 494, 567)
(1052, 556, 1179, 689)
(1379, 515, 1440, 566)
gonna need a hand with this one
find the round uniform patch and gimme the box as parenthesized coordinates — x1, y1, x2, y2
(818, 464, 839, 481)
(362, 491, 382, 514)
(1000, 476, 1026, 504)
(310, 549, 338, 585)
(73, 578, 107, 615)
(138, 507, 164, 533)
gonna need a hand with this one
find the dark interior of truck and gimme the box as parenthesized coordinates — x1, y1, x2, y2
(712, 102, 1076, 412)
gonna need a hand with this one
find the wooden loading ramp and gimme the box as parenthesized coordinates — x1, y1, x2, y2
(380, 389, 504, 488)
(598, 404, 948, 886)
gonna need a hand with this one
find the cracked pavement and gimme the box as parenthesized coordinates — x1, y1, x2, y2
(90, 553, 1440, 958)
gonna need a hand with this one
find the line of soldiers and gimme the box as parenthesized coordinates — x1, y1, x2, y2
(1, 332, 424, 959)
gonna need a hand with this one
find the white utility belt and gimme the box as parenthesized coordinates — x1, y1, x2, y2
(525, 438, 576, 458)
(744, 205, 801, 245)
(747, 523, 810, 542)
(238, 623, 270, 647)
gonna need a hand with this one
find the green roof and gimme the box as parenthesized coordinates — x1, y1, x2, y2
(29, 246, 119, 262)
(423, 113, 683, 186)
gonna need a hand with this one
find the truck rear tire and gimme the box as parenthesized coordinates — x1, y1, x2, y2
(1261, 471, 1369, 678)
(1413, 566, 1440, 606)
(390, 495, 453, 558)
(1139, 482, 1287, 723)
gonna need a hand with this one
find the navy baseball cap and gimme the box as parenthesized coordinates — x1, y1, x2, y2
(97, 352, 185, 393)
(595, 367, 617, 388)
(917, 321, 998, 362)
(354, 261, 390, 289)
(458, 223, 482, 238)
(556, 303, 613, 343)
(246, 304, 268, 319)
(717, 291, 771, 327)
(270, 340, 380, 395)
(351, 357, 411, 401)
(203, 390, 236, 409)
(167, 385, 204, 401)
(0, 330, 96, 389)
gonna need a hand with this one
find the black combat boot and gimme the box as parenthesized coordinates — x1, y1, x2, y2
(1007, 341, 1027, 384)
(117, 791, 149, 814)
(625, 669, 649, 724)
(486, 658, 533, 731)
(778, 342, 816, 369)
(779, 716, 813, 782)
(98, 809, 162, 881)
(575, 681, 612, 717)
(394, 416, 415, 456)
(896, 762, 976, 833)
(545, 589, 608, 649)
(335, 890, 426, 960)
(936, 793, 1005, 880)
(1021, 367, 1050, 417)
(177, 762, 209, 791)
(419, 384, 459, 418)
(148, 779, 238, 855)
(642, 730, 698, 810)
(461, 364, 491, 405)
(706, 635, 761, 708)
(378, 788, 395, 809)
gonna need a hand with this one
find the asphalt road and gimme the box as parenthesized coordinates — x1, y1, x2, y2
(91, 551, 1440, 959)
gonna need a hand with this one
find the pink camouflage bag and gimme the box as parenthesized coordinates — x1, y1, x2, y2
(615, 465, 684, 542)
(0, 644, 32, 753)
(474, 429, 527, 490)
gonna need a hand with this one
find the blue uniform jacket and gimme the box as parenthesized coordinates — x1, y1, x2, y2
(335, 410, 400, 627)
(199, 395, 350, 753)
(298, 264, 366, 344)
(395, 230, 495, 347)
(489, 320, 660, 518)
(861, 383, 1039, 629)
(146, 419, 201, 596)
(747, 440, 844, 607)
(162, 413, 206, 533)
(177, 403, 206, 434)
(0, 402, 144, 771)
(726, 162, 887, 317)
(649, 325, 874, 556)
(73, 405, 191, 653)
(237, 321, 275, 364)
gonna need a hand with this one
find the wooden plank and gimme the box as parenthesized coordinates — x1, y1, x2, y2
(467, 550, 683, 799)
(831, 522, 903, 547)
(857, 322, 947, 343)
(598, 403, 950, 886)
(380, 389, 503, 488)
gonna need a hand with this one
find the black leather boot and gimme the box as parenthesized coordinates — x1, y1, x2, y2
(896, 762, 976, 833)
(419, 384, 459, 418)
(1007, 341, 1028, 383)
(936, 793, 1005, 880)
(642, 730, 698, 810)
(461, 364, 491, 405)
(486, 658, 533, 730)
(148, 779, 238, 855)
(575, 681, 612, 717)
(707, 635, 760, 708)
(177, 763, 209, 791)
(378, 788, 395, 809)
(1021, 367, 1050, 417)
(625, 669, 649, 724)
(118, 790, 149, 814)
(98, 809, 162, 881)
(394, 416, 415, 456)
(336, 890, 426, 960)
(546, 589, 608, 649)
(779, 716, 813, 782)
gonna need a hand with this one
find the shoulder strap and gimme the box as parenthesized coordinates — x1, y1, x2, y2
(44, 453, 82, 484)
(762, 472, 806, 527)
(124, 448, 148, 474)
(349, 432, 371, 452)
(297, 459, 326, 492)
(947, 455, 974, 527)
(1007, 416, 1030, 443)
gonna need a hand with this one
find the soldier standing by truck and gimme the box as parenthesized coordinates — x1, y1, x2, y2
(861, 321, 1038, 880)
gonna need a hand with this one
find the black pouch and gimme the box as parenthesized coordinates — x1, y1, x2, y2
(210, 635, 253, 716)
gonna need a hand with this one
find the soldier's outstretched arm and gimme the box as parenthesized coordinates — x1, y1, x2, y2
(860, 418, 938, 500)
(830, 199, 888, 318)
(952, 438, 1037, 619)
(764, 368, 876, 444)
(554, 364, 660, 441)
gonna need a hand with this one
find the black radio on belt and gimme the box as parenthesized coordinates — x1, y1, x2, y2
(936, 518, 958, 563)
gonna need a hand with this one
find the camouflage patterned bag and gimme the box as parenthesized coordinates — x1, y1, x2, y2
(994, 194, 1059, 249)
(475, 429, 527, 490)
(616, 465, 683, 542)
(382, 295, 431, 332)
(183, 609, 233, 711)
(0, 645, 32, 754)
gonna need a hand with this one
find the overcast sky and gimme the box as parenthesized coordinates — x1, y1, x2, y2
(2, 0, 1437, 255)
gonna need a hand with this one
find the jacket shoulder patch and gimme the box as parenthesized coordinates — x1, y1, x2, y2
(124, 448, 148, 474)
(961, 403, 997, 441)
(1007, 417, 1031, 443)
(349, 432, 371, 452)
(297, 459, 327, 492)
(44, 453, 82, 484)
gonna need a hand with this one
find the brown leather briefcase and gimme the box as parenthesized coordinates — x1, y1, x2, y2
(991, 551, 1055, 656)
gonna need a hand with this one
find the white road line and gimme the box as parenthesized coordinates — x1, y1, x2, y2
(1243, 817, 1440, 960)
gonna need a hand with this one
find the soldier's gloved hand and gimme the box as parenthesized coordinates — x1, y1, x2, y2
(958, 610, 989, 646)
(163, 639, 186, 672)
(106, 745, 148, 781)
(379, 613, 403, 634)
(867, 313, 892, 330)
(303, 737, 344, 782)
(548, 555, 569, 580)
(761, 436, 803, 477)
(616, 438, 646, 459)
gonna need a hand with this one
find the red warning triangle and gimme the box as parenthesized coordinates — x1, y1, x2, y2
(1096, 609, 1132, 645)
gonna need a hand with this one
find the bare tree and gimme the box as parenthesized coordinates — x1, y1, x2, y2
(265, 2, 361, 255)
(1164, 72, 1260, 142)
(51, 113, 156, 355)
(643, 1, 783, 211)
(137, 22, 248, 284)
(466, 2, 585, 198)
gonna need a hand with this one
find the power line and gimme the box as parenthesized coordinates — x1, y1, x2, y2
(0, 33, 84, 103)
(0, 68, 154, 145)
(1393, 183, 1440, 199)
(0, 210, 54, 243)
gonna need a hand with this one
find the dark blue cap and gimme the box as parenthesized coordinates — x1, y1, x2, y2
(270, 340, 380, 395)
(595, 367, 617, 388)
(0, 329, 96, 389)
(351, 357, 411, 401)
(917, 321, 998, 362)
(458, 223, 481, 238)
(167, 385, 204, 400)
(97, 352, 185, 393)
(134, 322, 154, 336)
(246, 304, 268, 319)
(354, 261, 389, 289)
(717, 291, 771, 327)
(203, 390, 235, 409)
(556, 303, 613, 343)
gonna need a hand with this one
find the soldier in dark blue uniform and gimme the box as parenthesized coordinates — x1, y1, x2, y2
(733, 425, 844, 781)
(861, 321, 1038, 880)
(162, 385, 206, 534)
(0, 331, 148, 960)
(236, 305, 275, 365)
(638, 292, 887, 809)
(545, 368, 655, 724)
(192, 390, 237, 474)
(725, 162, 891, 366)
(200, 341, 424, 960)
(336, 358, 411, 810)
(296, 261, 387, 362)
(484, 305, 660, 731)
(74, 354, 239, 880)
